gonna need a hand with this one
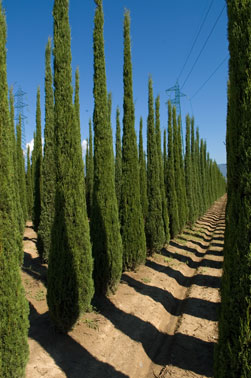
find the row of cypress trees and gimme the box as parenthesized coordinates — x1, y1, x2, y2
(0, 2, 226, 374)
(215, 0, 251, 376)
(27, 0, 225, 333)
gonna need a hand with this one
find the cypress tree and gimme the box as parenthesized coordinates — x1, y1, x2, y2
(185, 114, 194, 224)
(120, 9, 146, 270)
(74, 67, 80, 131)
(32, 87, 42, 231)
(26, 145, 33, 219)
(146, 77, 165, 253)
(190, 117, 199, 220)
(163, 128, 168, 189)
(86, 119, 94, 218)
(47, 0, 94, 332)
(138, 116, 148, 221)
(16, 115, 28, 223)
(0, 3, 29, 375)
(107, 92, 112, 130)
(195, 127, 203, 216)
(9, 88, 24, 234)
(177, 114, 187, 230)
(37, 39, 56, 262)
(155, 95, 170, 242)
(115, 107, 122, 207)
(91, 0, 122, 293)
(166, 101, 179, 237)
(215, 4, 251, 368)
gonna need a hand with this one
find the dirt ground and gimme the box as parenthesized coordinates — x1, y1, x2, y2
(22, 195, 226, 378)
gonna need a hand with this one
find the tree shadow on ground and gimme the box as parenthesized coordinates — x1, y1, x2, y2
(177, 236, 209, 249)
(28, 302, 129, 378)
(161, 245, 223, 270)
(122, 274, 220, 321)
(93, 295, 215, 377)
(145, 260, 221, 290)
(22, 251, 47, 286)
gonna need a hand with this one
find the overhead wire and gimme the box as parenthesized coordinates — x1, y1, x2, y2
(181, 4, 226, 89)
(190, 54, 228, 99)
(177, 0, 214, 81)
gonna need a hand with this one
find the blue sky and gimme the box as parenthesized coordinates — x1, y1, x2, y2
(3, 0, 228, 163)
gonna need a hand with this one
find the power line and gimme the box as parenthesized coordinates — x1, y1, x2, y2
(178, 0, 214, 81)
(191, 54, 228, 99)
(181, 4, 226, 89)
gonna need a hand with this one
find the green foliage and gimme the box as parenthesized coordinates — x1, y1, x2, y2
(215, 1, 251, 376)
(115, 107, 122, 208)
(9, 88, 24, 236)
(0, 4, 29, 375)
(47, 0, 94, 333)
(91, 0, 122, 293)
(86, 119, 94, 218)
(177, 115, 188, 229)
(146, 77, 165, 253)
(37, 39, 56, 262)
(26, 145, 33, 219)
(138, 117, 148, 220)
(155, 95, 170, 243)
(120, 10, 146, 270)
(185, 114, 195, 225)
(16, 116, 28, 224)
(32, 87, 43, 232)
(166, 101, 179, 237)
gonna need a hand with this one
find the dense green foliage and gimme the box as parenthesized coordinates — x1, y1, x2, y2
(215, 1, 251, 376)
(47, 0, 94, 332)
(146, 77, 165, 253)
(120, 10, 146, 269)
(16, 116, 28, 224)
(91, 0, 122, 294)
(26, 145, 33, 219)
(32, 87, 42, 232)
(177, 115, 188, 230)
(0, 3, 29, 375)
(37, 39, 56, 262)
(9, 88, 24, 235)
(138, 117, 148, 221)
(86, 119, 94, 218)
(166, 101, 179, 237)
(115, 107, 122, 208)
(155, 96, 170, 243)
(184, 114, 195, 224)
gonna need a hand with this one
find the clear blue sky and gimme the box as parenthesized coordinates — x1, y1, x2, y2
(3, 0, 228, 164)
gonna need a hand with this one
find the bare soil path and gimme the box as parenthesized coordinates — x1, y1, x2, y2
(22, 196, 226, 378)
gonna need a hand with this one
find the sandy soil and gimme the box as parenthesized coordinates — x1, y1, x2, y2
(22, 195, 226, 378)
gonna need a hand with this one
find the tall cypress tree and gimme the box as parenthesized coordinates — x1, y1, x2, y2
(47, 0, 94, 332)
(190, 117, 199, 220)
(120, 9, 146, 270)
(16, 116, 27, 224)
(216, 3, 251, 370)
(185, 114, 194, 225)
(37, 39, 56, 262)
(32, 87, 42, 231)
(115, 107, 122, 207)
(86, 119, 94, 218)
(138, 116, 148, 221)
(26, 145, 33, 219)
(177, 115, 188, 229)
(155, 95, 170, 242)
(9, 88, 24, 234)
(91, 0, 122, 293)
(146, 77, 165, 253)
(74, 67, 81, 132)
(0, 3, 29, 375)
(166, 101, 179, 237)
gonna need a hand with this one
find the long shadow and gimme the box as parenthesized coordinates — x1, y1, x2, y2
(166, 242, 205, 258)
(145, 260, 221, 289)
(23, 236, 37, 243)
(22, 251, 47, 286)
(122, 274, 220, 321)
(93, 295, 215, 377)
(178, 236, 209, 250)
(211, 242, 224, 248)
(162, 245, 223, 270)
(182, 231, 212, 243)
(206, 249, 223, 258)
(29, 303, 128, 378)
